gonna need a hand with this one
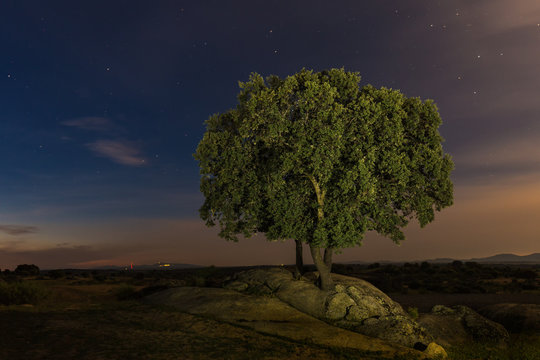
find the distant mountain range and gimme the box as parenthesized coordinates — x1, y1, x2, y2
(87, 253, 540, 270)
(347, 253, 540, 265)
(468, 253, 540, 263)
(91, 262, 203, 270)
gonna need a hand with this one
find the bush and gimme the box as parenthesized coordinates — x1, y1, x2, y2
(14, 264, 40, 276)
(407, 307, 419, 320)
(48, 270, 66, 279)
(114, 284, 136, 300)
(0, 281, 49, 305)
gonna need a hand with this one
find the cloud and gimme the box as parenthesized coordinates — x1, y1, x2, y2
(0, 225, 38, 236)
(62, 117, 112, 131)
(452, 130, 540, 182)
(86, 140, 147, 166)
(475, 0, 540, 35)
(0, 245, 114, 269)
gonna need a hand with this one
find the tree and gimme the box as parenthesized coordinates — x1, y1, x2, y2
(14, 264, 40, 276)
(195, 68, 453, 290)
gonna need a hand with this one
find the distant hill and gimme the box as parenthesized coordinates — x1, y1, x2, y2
(469, 253, 540, 263)
(91, 263, 203, 270)
(345, 253, 540, 265)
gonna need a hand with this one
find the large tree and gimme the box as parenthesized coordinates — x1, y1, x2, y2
(195, 68, 453, 290)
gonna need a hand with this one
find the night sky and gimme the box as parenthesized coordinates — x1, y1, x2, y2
(1, 1, 539, 269)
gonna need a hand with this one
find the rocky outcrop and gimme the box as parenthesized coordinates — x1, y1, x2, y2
(479, 303, 540, 333)
(143, 286, 423, 358)
(418, 305, 509, 347)
(224, 268, 434, 350)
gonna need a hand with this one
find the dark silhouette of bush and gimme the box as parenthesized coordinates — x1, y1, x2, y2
(14, 264, 40, 276)
(48, 270, 65, 279)
(516, 269, 537, 280)
(114, 284, 136, 300)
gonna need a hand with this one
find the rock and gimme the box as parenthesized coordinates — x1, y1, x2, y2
(455, 305, 509, 343)
(223, 280, 248, 292)
(349, 315, 433, 349)
(417, 313, 468, 347)
(233, 267, 292, 292)
(479, 303, 540, 333)
(431, 305, 455, 315)
(419, 305, 509, 347)
(347, 286, 391, 318)
(143, 286, 423, 358)
(225, 268, 433, 349)
(345, 305, 371, 322)
(325, 293, 356, 320)
(424, 342, 448, 359)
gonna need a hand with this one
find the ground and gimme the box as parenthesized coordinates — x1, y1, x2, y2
(0, 264, 539, 360)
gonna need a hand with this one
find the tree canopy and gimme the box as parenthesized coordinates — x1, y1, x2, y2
(195, 68, 453, 289)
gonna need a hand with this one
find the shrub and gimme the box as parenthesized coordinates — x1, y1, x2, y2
(114, 284, 136, 300)
(407, 307, 419, 320)
(14, 264, 40, 276)
(0, 280, 49, 305)
(48, 269, 66, 279)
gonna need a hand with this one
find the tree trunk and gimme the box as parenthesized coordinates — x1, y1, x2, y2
(309, 243, 334, 291)
(294, 239, 304, 279)
(323, 248, 333, 272)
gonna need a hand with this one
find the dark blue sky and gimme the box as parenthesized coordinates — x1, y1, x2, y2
(1, 1, 539, 269)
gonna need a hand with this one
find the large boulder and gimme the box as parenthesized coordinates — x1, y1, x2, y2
(143, 286, 422, 358)
(224, 268, 434, 350)
(418, 305, 509, 347)
(479, 303, 540, 333)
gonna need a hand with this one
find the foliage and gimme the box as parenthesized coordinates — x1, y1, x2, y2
(195, 68, 453, 253)
(331, 263, 540, 295)
(114, 284, 137, 300)
(47, 269, 66, 279)
(407, 306, 419, 319)
(0, 280, 49, 305)
(14, 264, 40, 276)
(447, 334, 540, 360)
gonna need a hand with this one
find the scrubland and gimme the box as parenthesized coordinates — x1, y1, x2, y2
(0, 262, 538, 359)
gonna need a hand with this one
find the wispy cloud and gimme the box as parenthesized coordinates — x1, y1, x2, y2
(0, 225, 38, 236)
(453, 130, 540, 182)
(86, 139, 147, 166)
(62, 117, 112, 131)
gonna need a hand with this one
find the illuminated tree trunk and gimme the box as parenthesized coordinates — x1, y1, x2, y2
(305, 174, 334, 290)
(309, 244, 334, 291)
(294, 239, 304, 278)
